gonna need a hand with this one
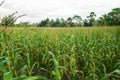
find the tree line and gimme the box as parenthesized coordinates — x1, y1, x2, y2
(0, 7, 120, 27)
(37, 8, 120, 27)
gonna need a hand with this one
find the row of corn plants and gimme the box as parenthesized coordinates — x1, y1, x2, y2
(0, 27, 120, 80)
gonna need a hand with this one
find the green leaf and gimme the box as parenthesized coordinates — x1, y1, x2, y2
(20, 65, 27, 75)
(0, 60, 7, 73)
(3, 72, 12, 80)
(26, 53, 30, 69)
(24, 76, 38, 80)
(111, 70, 120, 75)
(24, 75, 48, 80)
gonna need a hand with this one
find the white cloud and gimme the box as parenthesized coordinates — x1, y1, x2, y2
(0, 0, 120, 23)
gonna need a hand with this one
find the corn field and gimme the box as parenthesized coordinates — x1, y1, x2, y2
(0, 27, 120, 80)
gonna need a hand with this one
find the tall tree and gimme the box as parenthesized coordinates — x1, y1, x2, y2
(83, 19, 89, 27)
(60, 18, 68, 27)
(37, 18, 50, 27)
(87, 12, 96, 26)
(73, 15, 82, 26)
(97, 8, 120, 26)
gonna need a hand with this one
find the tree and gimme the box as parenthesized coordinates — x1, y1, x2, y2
(52, 18, 61, 27)
(97, 8, 120, 26)
(73, 15, 82, 26)
(37, 18, 50, 27)
(49, 19, 55, 27)
(87, 12, 96, 26)
(60, 18, 68, 27)
(83, 19, 89, 27)
(67, 17, 72, 23)
(67, 17, 75, 27)
(96, 17, 105, 26)
(107, 8, 120, 26)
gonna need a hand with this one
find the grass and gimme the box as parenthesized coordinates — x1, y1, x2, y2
(0, 27, 120, 80)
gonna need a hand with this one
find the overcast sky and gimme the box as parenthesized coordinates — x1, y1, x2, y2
(0, 0, 120, 23)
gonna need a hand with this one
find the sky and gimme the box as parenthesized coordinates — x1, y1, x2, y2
(0, 0, 120, 23)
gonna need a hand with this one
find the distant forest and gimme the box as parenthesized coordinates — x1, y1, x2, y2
(0, 6, 120, 27)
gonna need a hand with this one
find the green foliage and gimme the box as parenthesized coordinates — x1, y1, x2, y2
(73, 15, 82, 26)
(0, 27, 119, 80)
(36, 8, 120, 27)
(37, 15, 83, 27)
(97, 8, 120, 26)
(86, 12, 96, 26)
